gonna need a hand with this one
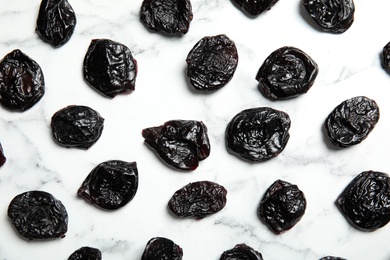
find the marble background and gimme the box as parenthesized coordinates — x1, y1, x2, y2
(0, 0, 389, 259)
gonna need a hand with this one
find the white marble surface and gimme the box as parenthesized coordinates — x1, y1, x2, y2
(0, 0, 389, 259)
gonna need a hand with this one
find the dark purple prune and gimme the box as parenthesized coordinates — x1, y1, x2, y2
(256, 46, 319, 100)
(168, 181, 227, 219)
(303, 0, 355, 33)
(7, 190, 68, 240)
(324, 96, 379, 148)
(220, 243, 264, 260)
(51, 105, 104, 149)
(140, 0, 193, 35)
(186, 34, 238, 91)
(36, 0, 76, 47)
(258, 180, 306, 234)
(0, 142, 6, 167)
(231, 0, 279, 16)
(382, 41, 390, 70)
(68, 246, 102, 260)
(225, 107, 290, 162)
(77, 160, 138, 210)
(142, 237, 183, 260)
(142, 120, 210, 171)
(319, 257, 347, 260)
(336, 170, 390, 232)
(0, 49, 45, 112)
(83, 39, 137, 98)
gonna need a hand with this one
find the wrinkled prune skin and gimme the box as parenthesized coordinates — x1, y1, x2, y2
(258, 180, 306, 234)
(226, 107, 290, 162)
(78, 160, 139, 210)
(256, 46, 319, 100)
(142, 237, 183, 260)
(36, 0, 76, 47)
(168, 181, 227, 219)
(220, 243, 264, 260)
(303, 0, 355, 33)
(231, 0, 279, 16)
(0, 49, 45, 112)
(7, 190, 68, 240)
(0, 142, 6, 167)
(336, 171, 390, 232)
(51, 105, 104, 149)
(142, 120, 210, 171)
(186, 34, 238, 91)
(83, 39, 137, 98)
(382, 42, 390, 70)
(140, 0, 193, 35)
(319, 257, 347, 260)
(324, 96, 379, 147)
(68, 246, 102, 260)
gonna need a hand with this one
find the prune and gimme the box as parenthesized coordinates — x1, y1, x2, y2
(168, 181, 227, 219)
(303, 0, 355, 33)
(186, 34, 238, 91)
(220, 243, 264, 260)
(225, 107, 290, 162)
(83, 39, 137, 98)
(51, 105, 104, 149)
(0, 142, 6, 167)
(140, 0, 193, 35)
(142, 237, 183, 260)
(7, 190, 68, 240)
(336, 170, 390, 232)
(258, 179, 306, 234)
(0, 49, 45, 112)
(382, 41, 390, 70)
(68, 247, 102, 260)
(142, 120, 210, 171)
(324, 96, 379, 147)
(319, 257, 347, 260)
(231, 0, 279, 16)
(77, 160, 138, 210)
(36, 0, 76, 47)
(256, 46, 319, 100)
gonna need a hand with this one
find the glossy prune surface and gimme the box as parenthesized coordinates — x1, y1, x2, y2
(83, 39, 137, 98)
(231, 0, 279, 16)
(0, 142, 6, 167)
(324, 96, 379, 147)
(77, 160, 139, 210)
(142, 120, 210, 171)
(225, 107, 290, 162)
(168, 181, 227, 219)
(319, 257, 347, 260)
(336, 170, 390, 232)
(220, 243, 264, 260)
(51, 105, 104, 149)
(68, 246, 102, 260)
(382, 41, 390, 70)
(0, 49, 45, 112)
(186, 34, 238, 91)
(258, 180, 306, 234)
(7, 190, 68, 240)
(142, 237, 183, 260)
(256, 46, 319, 100)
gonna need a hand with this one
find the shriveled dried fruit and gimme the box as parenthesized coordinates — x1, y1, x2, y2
(68, 246, 102, 260)
(231, 0, 279, 16)
(220, 243, 264, 260)
(142, 237, 183, 260)
(0, 49, 45, 112)
(78, 160, 139, 210)
(319, 257, 347, 260)
(0, 142, 6, 167)
(142, 120, 210, 171)
(51, 105, 104, 149)
(186, 34, 238, 91)
(168, 181, 227, 219)
(83, 39, 137, 98)
(225, 107, 290, 162)
(336, 170, 390, 232)
(7, 190, 68, 240)
(256, 46, 319, 100)
(382, 41, 390, 70)
(258, 180, 306, 234)
(36, 0, 76, 47)
(324, 96, 379, 147)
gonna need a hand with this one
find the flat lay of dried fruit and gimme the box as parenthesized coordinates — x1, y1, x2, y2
(231, 0, 279, 16)
(141, 237, 183, 260)
(220, 243, 264, 260)
(68, 246, 102, 260)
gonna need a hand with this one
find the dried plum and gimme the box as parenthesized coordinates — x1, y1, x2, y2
(142, 120, 210, 171)
(140, 0, 193, 35)
(319, 257, 347, 260)
(51, 105, 104, 149)
(303, 0, 355, 33)
(220, 243, 263, 260)
(382, 41, 390, 70)
(256, 46, 318, 100)
(142, 237, 183, 260)
(231, 0, 279, 16)
(336, 170, 390, 232)
(77, 160, 139, 210)
(225, 107, 290, 162)
(186, 34, 238, 91)
(68, 246, 102, 260)
(258, 179, 306, 234)
(0, 142, 6, 167)
(0, 49, 45, 112)
(36, 0, 76, 47)
(83, 39, 137, 98)
(168, 181, 227, 219)
(7, 190, 68, 240)
(324, 96, 379, 147)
